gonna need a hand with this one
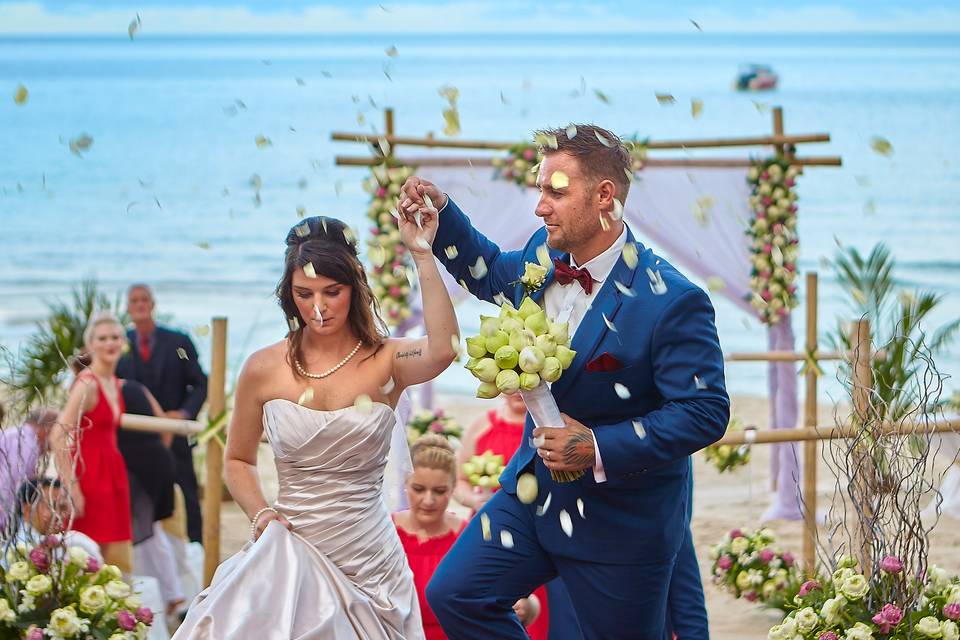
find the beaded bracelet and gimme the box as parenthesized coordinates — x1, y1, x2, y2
(250, 506, 279, 541)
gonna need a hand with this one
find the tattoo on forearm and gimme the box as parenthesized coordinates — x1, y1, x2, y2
(396, 348, 422, 360)
(561, 429, 596, 467)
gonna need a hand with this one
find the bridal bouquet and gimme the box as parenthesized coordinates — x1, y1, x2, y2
(771, 556, 960, 639)
(709, 527, 800, 610)
(1, 538, 154, 639)
(462, 451, 505, 490)
(464, 263, 579, 482)
(406, 408, 462, 446)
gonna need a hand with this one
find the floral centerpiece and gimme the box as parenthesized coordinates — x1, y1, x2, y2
(462, 450, 505, 491)
(1, 538, 155, 639)
(771, 555, 960, 639)
(746, 158, 801, 325)
(406, 408, 462, 446)
(710, 527, 801, 610)
(463, 261, 579, 482)
(703, 416, 752, 473)
(364, 163, 416, 327)
(492, 142, 540, 188)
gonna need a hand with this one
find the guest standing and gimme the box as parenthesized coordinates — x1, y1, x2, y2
(117, 284, 208, 544)
(51, 312, 133, 572)
(0, 408, 56, 533)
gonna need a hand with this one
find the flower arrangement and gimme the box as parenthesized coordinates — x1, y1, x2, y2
(364, 163, 416, 327)
(491, 142, 540, 188)
(710, 527, 801, 610)
(462, 451, 505, 490)
(746, 158, 801, 325)
(1, 538, 154, 639)
(406, 408, 462, 446)
(771, 555, 960, 640)
(703, 417, 751, 473)
(624, 137, 649, 175)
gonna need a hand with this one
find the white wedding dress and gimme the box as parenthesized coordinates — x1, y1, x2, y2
(174, 399, 423, 639)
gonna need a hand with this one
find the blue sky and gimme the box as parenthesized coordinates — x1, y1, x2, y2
(1, 1, 958, 33)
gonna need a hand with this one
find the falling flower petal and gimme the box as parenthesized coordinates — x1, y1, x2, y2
(354, 394, 373, 413)
(559, 510, 573, 537)
(517, 473, 538, 504)
(380, 377, 396, 394)
(863, 199, 877, 215)
(536, 244, 552, 268)
(870, 136, 893, 156)
(602, 313, 618, 333)
(694, 376, 707, 390)
(550, 171, 569, 190)
(385, 45, 398, 57)
(533, 434, 546, 448)
(176, 348, 188, 360)
(195, 325, 210, 337)
(303, 262, 318, 279)
(288, 316, 300, 332)
(423, 193, 435, 210)
(706, 276, 726, 292)
(646, 268, 667, 295)
(195, 242, 211, 250)
(493, 292, 510, 307)
(691, 99, 704, 118)
(442, 107, 460, 137)
(343, 227, 357, 245)
(127, 13, 141, 39)
(633, 420, 646, 439)
(655, 93, 676, 106)
(566, 124, 577, 139)
(692, 195, 715, 225)
(255, 134, 272, 148)
(593, 89, 611, 104)
(297, 387, 314, 406)
(613, 383, 631, 399)
(576, 498, 585, 519)
(369, 246, 387, 267)
(622, 243, 639, 269)
(500, 530, 514, 549)
(13, 84, 28, 106)
(468, 256, 488, 280)
(294, 221, 310, 237)
(594, 131, 611, 147)
(444, 245, 459, 259)
(599, 214, 610, 231)
(751, 100, 770, 113)
(771, 245, 784, 267)
(68, 134, 94, 156)
(480, 513, 492, 541)
(690, 19, 702, 31)
(450, 335, 462, 360)
(611, 198, 624, 221)
(295, 77, 306, 86)
(536, 492, 552, 516)
(613, 281, 636, 297)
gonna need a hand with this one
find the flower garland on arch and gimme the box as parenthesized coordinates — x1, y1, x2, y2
(364, 163, 416, 328)
(746, 158, 801, 325)
(492, 142, 540, 187)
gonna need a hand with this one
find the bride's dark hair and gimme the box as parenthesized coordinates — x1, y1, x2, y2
(277, 216, 387, 378)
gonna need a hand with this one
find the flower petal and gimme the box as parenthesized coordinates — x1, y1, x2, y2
(559, 509, 573, 537)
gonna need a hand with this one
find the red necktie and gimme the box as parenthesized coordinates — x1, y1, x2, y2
(139, 334, 151, 362)
(552, 257, 594, 295)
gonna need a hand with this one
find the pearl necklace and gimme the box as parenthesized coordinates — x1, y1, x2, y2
(294, 340, 363, 379)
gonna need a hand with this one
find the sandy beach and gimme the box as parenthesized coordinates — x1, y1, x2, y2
(211, 391, 960, 638)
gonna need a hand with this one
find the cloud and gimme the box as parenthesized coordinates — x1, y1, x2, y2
(0, 1, 958, 34)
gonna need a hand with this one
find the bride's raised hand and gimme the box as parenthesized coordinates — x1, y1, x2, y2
(397, 204, 438, 256)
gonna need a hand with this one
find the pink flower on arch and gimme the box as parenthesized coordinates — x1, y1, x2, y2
(759, 548, 775, 564)
(782, 552, 795, 567)
(376, 187, 387, 198)
(523, 149, 535, 161)
(871, 603, 903, 634)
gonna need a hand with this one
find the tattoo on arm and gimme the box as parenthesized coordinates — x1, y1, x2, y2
(396, 348, 423, 360)
(561, 428, 596, 467)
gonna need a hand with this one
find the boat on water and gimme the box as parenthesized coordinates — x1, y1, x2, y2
(735, 64, 778, 91)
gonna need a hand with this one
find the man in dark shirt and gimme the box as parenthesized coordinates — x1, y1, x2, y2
(117, 284, 207, 544)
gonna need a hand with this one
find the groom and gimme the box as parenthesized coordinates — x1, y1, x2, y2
(400, 124, 729, 639)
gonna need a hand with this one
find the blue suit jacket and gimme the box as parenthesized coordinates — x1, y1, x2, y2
(433, 199, 729, 563)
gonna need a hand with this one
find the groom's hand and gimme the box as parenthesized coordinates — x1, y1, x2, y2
(399, 176, 447, 219)
(534, 415, 596, 472)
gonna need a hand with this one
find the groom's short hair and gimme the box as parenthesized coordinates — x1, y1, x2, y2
(533, 124, 632, 201)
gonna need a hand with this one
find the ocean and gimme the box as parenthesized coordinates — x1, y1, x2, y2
(1, 32, 958, 402)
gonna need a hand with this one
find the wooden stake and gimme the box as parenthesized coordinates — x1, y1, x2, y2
(850, 319, 874, 575)
(334, 155, 842, 168)
(773, 107, 786, 158)
(385, 108, 395, 158)
(202, 317, 227, 587)
(803, 273, 819, 576)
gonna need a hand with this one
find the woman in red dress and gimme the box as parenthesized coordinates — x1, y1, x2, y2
(52, 312, 133, 572)
(394, 434, 540, 639)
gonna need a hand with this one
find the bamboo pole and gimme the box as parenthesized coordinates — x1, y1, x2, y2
(330, 131, 831, 151)
(850, 319, 874, 575)
(802, 273, 819, 576)
(725, 350, 844, 363)
(773, 107, 786, 157)
(120, 414, 203, 436)
(714, 418, 960, 446)
(334, 155, 842, 168)
(202, 317, 227, 587)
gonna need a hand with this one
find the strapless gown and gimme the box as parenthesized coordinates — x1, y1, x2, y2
(174, 399, 424, 639)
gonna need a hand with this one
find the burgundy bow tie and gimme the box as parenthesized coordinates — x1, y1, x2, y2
(553, 257, 594, 295)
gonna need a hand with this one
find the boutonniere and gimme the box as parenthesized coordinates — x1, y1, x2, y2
(516, 261, 549, 296)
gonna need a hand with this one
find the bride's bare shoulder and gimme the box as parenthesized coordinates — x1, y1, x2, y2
(241, 341, 289, 379)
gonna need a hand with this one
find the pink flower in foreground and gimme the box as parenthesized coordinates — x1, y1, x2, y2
(29, 546, 50, 573)
(523, 149, 535, 161)
(26, 627, 43, 640)
(376, 187, 387, 198)
(117, 610, 137, 631)
(729, 529, 744, 539)
(880, 555, 903, 574)
(818, 633, 839, 640)
(798, 580, 822, 596)
(872, 603, 903, 634)
(782, 552, 795, 567)
(86, 557, 101, 572)
(136, 607, 155, 625)
(759, 549, 775, 564)
(717, 556, 733, 571)
(743, 590, 758, 602)
(944, 603, 960, 621)
(430, 421, 444, 433)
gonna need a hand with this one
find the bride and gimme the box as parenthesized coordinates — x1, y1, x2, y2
(174, 207, 458, 639)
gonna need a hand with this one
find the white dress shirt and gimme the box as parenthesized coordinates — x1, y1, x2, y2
(542, 224, 629, 483)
